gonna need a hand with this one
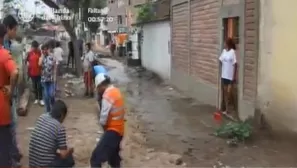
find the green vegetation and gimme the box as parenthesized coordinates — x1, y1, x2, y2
(137, 3, 155, 23)
(214, 119, 253, 142)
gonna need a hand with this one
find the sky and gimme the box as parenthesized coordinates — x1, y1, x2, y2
(0, 0, 56, 19)
(23, 0, 56, 19)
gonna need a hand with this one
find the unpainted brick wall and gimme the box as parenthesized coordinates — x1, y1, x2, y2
(172, 2, 189, 74)
(189, 0, 220, 85)
(172, 0, 259, 99)
(243, 0, 258, 101)
(172, 0, 220, 85)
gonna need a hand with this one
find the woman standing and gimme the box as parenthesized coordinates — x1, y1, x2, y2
(219, 38, 237, 114)
(82, 42, 95, 97)
(39, 44, 55, 113)
(53, 42, 64, 92)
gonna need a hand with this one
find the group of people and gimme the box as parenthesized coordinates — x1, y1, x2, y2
(28, 73, 125, 168)
(0, 14, 126, 168)
(27, 46, 125, 167)
(109, 33, 127, 57)
(27, 40, 64, 113)
(0, 14, 64, 166)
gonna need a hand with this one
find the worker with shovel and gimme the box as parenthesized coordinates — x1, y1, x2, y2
(90, 73, 125, 168)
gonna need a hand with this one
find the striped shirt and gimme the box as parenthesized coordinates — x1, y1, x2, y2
(29, 113, 67, 167)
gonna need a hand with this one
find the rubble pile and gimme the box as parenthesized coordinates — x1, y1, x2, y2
(62, 73, 84, 97)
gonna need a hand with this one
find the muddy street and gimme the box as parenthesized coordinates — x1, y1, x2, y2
(102, 58, 297, 167)
(17, 58, 297, 167)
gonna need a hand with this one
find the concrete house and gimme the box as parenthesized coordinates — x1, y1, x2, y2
(170, 0, 259, 121)
(135, 0, 171, 79)
(107, 0, 128, 32)
(257, 0, 297, 134)
(124, 0, 148, 66)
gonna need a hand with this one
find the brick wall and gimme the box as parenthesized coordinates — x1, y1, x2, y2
(172, 2, 189, 74)
(172, 0, 219, 85)
(243, 0, 258, 101)
(172, 0, 259, 101)
(190, 0, 220, 85)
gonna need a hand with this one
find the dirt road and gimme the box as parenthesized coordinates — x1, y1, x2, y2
(17, 58, 297, 167)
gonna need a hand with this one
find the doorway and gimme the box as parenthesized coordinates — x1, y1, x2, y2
(220, 17, 240, 118)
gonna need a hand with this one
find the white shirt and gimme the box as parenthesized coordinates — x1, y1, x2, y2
(219, 49, 237, 80)
(83, 51, 95, 72)
(53, 47, 64, 64)
(99, 85, 114, 126)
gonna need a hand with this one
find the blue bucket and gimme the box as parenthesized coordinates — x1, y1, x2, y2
(93, 65, 107, 75)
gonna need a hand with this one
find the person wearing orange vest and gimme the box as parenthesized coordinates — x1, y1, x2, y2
(0, 23, 19, 167)
(90, 73, 125, 168)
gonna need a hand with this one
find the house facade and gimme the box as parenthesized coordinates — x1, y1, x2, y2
(106, 0, 128, 32)
(139, 0, 171, 79)
(126, 0, 148, 26)
(257, 0, 297, 133)
(141, 20, 171, 79)
(170, 0, 259, 120)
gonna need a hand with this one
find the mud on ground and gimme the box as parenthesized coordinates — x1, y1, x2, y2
(17, 66, 185, 167)
(17, 58, 297, 167)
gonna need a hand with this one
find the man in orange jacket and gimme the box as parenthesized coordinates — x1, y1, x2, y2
(90, 73, 125, 168)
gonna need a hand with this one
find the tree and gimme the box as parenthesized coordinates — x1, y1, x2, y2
(137, 3, 156, 23)
(42, 0, 106, 76)
(3, 0, 47, 28)
(41, 0, 82, 75)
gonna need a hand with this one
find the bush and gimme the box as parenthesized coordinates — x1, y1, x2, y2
(137, 3, 155, 23)
(214, 120, 253, 142)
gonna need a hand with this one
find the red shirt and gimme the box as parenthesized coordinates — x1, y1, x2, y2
(27, 49, 41, 77)
(0, 47, 17, 125)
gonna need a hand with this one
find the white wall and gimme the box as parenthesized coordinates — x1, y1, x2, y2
(141, 21, 171, 79)
(99, 31, 105, 46)
(130, 32, 139, 59)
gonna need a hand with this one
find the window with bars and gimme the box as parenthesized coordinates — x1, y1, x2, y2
(117, 15, 123, 24)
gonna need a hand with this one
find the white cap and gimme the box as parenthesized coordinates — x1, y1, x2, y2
(95, 73, 107, 87)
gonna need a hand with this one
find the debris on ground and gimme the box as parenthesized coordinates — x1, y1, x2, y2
(18, 88, 31, 116)
(26, 127, 34, 131)
(18, 57, 297, 167)
(97, 130, 104, 135)
(213, 161, 231, 168)
(62, 73, 75, 79)
(67, 78, 84, 85)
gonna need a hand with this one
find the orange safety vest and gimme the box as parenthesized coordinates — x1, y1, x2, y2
(0, 47, 13, 125)
(103, 86, 125, 136)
